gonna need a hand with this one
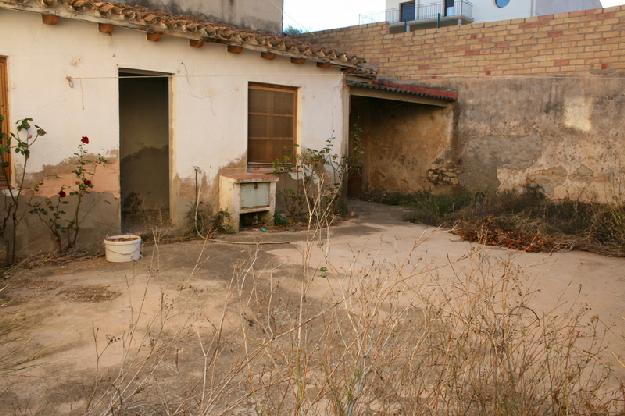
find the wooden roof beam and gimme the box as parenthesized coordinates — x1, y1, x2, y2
(261, 52, 276, 61)
(41, 14, 60, 25)
(98, 23, 114, 35)
(189, 39, 204, 48)
(146, 32, 162, 42)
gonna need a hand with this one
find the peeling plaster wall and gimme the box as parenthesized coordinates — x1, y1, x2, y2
(350, 96, 455, 195)
(0, 10, 346, 255)
(115, 0, 283, 33)
(457, 78, 625, 202)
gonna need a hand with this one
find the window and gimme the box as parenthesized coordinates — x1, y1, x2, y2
(495, 0, 510, 8)
(445, 0, 455, 16)
(400, 1, 415, 23)
(248, 83, 297, 167)
(0, 57, 9, 187)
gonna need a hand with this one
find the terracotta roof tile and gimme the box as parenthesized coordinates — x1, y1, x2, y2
(347, 79, 458, 102)
(0, 0, 375, 76)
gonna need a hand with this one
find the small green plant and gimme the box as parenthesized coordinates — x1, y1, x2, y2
(0, 117, 46, 265)
(273, 212, 289, 226)
(185, 203, 234, 238)
(30, 136, 106, 253)
(283, 25, 306, 36)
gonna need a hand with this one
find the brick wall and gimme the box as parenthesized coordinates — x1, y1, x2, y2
(305, 5, 625, 80)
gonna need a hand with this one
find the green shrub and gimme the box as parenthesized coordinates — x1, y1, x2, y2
(185, 204, 233, 238)
(274, 212, 289, 226)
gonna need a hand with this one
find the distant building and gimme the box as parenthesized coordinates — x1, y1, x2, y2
(362, 0, 603, 29)
(116, 0, 283, 32)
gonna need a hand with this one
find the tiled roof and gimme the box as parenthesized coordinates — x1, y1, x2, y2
(0, 0, 375, 77)
(347, 79, 458, 102)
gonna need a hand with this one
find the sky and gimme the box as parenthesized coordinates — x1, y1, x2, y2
(283, 0, 384, 31)
(284, 0, 625, 32)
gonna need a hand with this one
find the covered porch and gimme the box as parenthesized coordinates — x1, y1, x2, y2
(347, 78, 459, 197)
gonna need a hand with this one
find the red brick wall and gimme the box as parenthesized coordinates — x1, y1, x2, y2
(305, 5, 625, 80)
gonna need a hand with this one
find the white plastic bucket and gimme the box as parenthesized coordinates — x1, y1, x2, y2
(104, 235, 142, 263)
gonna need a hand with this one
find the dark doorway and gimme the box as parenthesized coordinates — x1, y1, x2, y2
(119, 69, 170, 232)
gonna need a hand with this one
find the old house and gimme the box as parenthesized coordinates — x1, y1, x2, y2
(0, 0, 459, 256)
(0, 0, 364, 253)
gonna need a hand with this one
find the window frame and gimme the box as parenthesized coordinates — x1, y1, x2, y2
(0, 57, 10, 188)
(444, 0, 455, 16)
(247, 82, 298, 169)
(399, 1, 416, 23)
(495, 0, 510, 8)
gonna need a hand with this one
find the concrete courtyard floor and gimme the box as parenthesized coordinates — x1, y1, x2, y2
(1, 200, 625, 414)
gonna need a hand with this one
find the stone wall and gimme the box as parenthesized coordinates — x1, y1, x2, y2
(305, 5, 625, 202)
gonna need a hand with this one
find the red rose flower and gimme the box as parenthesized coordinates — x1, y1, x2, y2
(81, 136, 90, 144)
(83, 179, 92, 186)
(58, 190, 67, 198)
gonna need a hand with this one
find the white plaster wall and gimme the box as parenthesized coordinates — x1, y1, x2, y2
(534, 0, 602, 15)
(468, 0, 532, 21)
(0, 9, 346, 226)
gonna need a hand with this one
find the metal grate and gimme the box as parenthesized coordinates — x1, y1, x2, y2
(359, 1, 473, 25)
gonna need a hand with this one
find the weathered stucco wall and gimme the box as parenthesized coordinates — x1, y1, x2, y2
(115, 0, 283, 32)
(457, 77, 625, 202)
(0, 10, 346, 255)
(350, 96, 455, 195)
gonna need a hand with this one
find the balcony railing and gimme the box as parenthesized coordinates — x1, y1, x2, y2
(359, 1, 473, 25)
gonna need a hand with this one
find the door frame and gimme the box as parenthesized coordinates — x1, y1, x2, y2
(117, 68, 174, 230)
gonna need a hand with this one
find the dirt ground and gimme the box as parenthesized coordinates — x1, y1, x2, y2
(1, 200, 625, 415)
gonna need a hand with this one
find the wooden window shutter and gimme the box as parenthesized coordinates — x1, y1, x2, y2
(248, 83, 297, 167)
(0, 57, 9, 188)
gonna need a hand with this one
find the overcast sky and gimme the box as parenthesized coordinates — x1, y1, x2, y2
(283, 0, 625, 31)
